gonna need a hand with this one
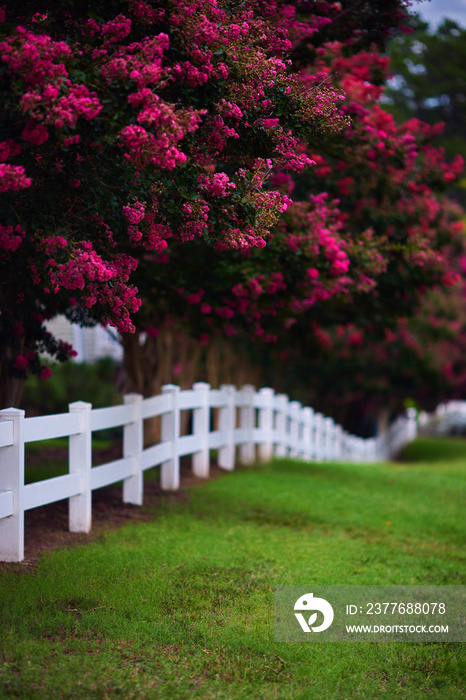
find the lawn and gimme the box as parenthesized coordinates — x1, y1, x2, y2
(0, 437, 465, 699)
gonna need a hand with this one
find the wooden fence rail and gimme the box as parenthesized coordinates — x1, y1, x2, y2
(0, 384, 417, 562)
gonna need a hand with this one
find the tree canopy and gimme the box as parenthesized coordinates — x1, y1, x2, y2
(1, 0, 465, 431)
(0, 0, 348, 404)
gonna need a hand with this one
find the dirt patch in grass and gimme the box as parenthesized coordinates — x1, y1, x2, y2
(1, 446, 227, 570)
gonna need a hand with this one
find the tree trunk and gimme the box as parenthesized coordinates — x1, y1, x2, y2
(121, 330, 165, 445)
(206, 339, 221, 390)
(121, 324, 204, 444)
(0, 371, 25, 410)
(205, 338, 262, 390)
(377, 407, 390, 436)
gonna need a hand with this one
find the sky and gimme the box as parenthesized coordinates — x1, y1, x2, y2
(414, 0, 466, 27)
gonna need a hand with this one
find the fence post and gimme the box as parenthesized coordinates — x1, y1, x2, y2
(340, 429, 347, 461)
(258, 387, 274, 463)
(314, 413, 324, 461)
(218, 384, 235, 470)
(239, 384, 255, 465)
(334, 425, 343, 461)
(122, 393, 143, 505)
(406, 407, 418, 444)
(418, 411, 428, 429)
(69, 401, 92, 533)
(325, 417, 334, 460)
(301, 407, 313, 461)
(288, 401, 301, 458)
(192, 382, 210, 478)
(374, 434, 381, 461)
(333, 420, 339, 460)
(356, 436, 362, 462)
(344, 433, 351, 461)
(0, 408, 25, 562)
(274, 394, 288, 458)
(161, 384, 180, 490)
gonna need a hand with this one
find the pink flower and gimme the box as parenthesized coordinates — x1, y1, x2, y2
(198, 172, 235, 197)
(123, 199, 146, 224)
(186, 290, 204, 304)
(215, 306, 234, 319)
(63, 134, 80, 147)
(0, 223, 25, 251)
(14, 354, 29, 371)
(0, 164, 31, 192)
(22, 120, 49, 145)
(0, 139, 21, 162)
(101, 14, 132, 43)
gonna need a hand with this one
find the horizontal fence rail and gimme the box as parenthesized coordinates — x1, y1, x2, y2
(0, 384, 417, 562)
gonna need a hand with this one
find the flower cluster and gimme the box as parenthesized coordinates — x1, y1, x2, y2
(49, 244, 141, 332)
(198, 172, 236, 197)
(21, 120, 49, 145)
(0, 139, 21, 161)
(101, 33, 169, 88)
(101, 14, 132, 45)
(0, 29, 70, 87)
(123, 199, 146, 225)
(21, 83, 102, 129)
(0, 223, 25, 252)
(0, 163, 31, 192)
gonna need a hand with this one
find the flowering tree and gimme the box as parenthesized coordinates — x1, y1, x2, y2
(0, 0, 349, 406)
(271, 267, 466, 435)
(119, 1, 465, 411)
(5, 0, 464, 430)
(117, 0, 415, 393)
(279, 29, 466, 430)
(120, 191, 373, 396)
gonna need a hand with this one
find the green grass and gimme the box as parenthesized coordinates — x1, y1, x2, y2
(1, 436, 465, 699)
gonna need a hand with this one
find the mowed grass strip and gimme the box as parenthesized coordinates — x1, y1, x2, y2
(0, 436, 465, 699)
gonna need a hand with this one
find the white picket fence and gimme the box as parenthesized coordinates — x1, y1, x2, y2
(418, 400, 466, 435)
(0, 383, 417, 562)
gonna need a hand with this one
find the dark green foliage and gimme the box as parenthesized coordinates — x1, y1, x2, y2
(384, 16, 466, 170)
(20, 357, 121, 416)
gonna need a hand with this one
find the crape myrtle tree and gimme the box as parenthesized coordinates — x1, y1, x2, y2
(288, 37, 465, 335)
(269, 257, 466, 436)
(119, 0, 418, 396)
(281, 15, 466, 431)
(0, 0, 348, 407)
(121, 0, 465, 417)
(121, 190, 382, 397)
(3, 0, 463, 427)
(274, 47, 465, 432)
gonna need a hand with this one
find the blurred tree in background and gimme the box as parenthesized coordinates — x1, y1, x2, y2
(383, 15, 466, 199)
